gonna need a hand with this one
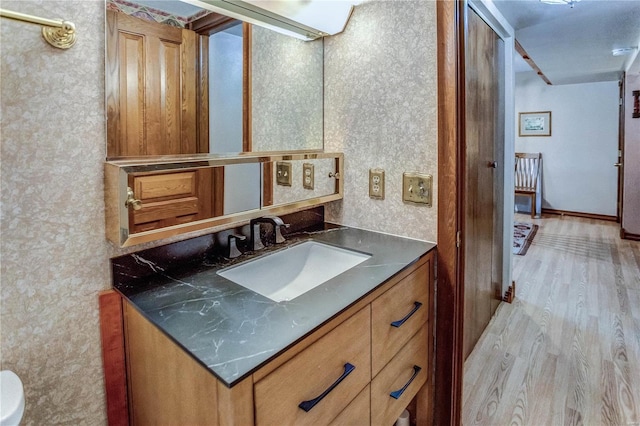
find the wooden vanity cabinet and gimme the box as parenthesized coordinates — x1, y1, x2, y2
(254, 307, 371, 425)
(122, 251, 435, 425)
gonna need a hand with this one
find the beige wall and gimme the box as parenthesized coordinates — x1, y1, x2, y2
(0, 1, 439, 424)
(623, 73, 640, 234)
(324, 1, 438, 242)
(0, 1, 109, 424)
(515, 74, 619, 216)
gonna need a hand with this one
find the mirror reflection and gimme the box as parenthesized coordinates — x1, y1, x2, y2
(270, 158, 338, 207)
(126, 163, 262, 234)
(106, 153, 343, 247)
(106, 0, 324, 159)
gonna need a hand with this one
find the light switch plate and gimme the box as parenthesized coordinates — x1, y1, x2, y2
(276, 162, 292, 186)
(403, 172, 432, 206)
(369, 169, 385, 199)
(303, 163, 314, 190)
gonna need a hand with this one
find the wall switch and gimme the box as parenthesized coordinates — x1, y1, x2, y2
(303, 163, 314, 190)
(403, 172, 432, 206)
(276, 162, 292, 186)
(369, 169, 385, 199)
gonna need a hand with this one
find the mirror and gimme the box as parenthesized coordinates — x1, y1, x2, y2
(270, 158, 338, 207)
(105, 0, 324, 159)
(105, 153, 343, 247)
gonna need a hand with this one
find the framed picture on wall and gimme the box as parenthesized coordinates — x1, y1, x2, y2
(519, 111, 552, 137)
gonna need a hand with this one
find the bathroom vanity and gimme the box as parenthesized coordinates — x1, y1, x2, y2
(112, 226, 436, 425)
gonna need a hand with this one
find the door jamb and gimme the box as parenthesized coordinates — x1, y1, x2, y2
(435, 1, 466, 424)
(435, 1, 515, 424)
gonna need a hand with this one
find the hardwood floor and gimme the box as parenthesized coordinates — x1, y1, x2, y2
(463, 214, 640, 425)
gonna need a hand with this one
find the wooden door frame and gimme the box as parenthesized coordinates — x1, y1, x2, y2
(435, 1, 515, 424)
(435, 2, 466, 424)
(617, 74, 625, 225)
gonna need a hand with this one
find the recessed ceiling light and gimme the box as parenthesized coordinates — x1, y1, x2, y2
(612, 47, 638, 56)
(540, 0, 581, 8)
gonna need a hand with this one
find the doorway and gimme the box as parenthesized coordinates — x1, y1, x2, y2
(434, 1, 516, 423)
(462, 6, 506, 360)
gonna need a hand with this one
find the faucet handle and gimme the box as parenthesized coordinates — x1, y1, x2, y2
(227, 234, 246, 259)
(251, 223, 265, 251)
(274, 222, 290, 244)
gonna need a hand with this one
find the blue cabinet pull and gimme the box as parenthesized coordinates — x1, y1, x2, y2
(390, 301, 423, 328)
(390, 365, 422, 400)
(298, 363, 355, 412)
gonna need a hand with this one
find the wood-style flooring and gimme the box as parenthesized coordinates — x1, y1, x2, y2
(463, 214, 640, 425)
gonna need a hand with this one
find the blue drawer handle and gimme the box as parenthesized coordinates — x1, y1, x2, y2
(390, 301, 423, 328)
(298, 363, 355, 412)
(390, 365, 422, 400)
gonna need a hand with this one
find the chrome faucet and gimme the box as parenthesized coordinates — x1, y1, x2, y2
(226, 234, 246, 259)
(249, 216, 290, 251)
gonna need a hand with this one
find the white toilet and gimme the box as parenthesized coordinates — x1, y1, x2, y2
(0, 370, 25, 426)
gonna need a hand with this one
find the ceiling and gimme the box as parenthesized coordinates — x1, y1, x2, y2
(492, 0, 640, 85)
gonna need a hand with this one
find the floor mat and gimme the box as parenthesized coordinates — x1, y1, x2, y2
(513, 222, 538, 255)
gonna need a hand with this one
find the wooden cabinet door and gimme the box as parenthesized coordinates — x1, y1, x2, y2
(463, 8, 505, 360)
(371, 262, 430, 377)
(106, 10, 198, 157)
(254, 307, 371, 426)
(128, 168, 215, 233)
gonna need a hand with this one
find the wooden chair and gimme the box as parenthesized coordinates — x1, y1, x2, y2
(515, 153, 542, 218)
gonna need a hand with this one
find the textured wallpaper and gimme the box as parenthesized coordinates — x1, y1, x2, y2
(251, 26, 324, 152)
(0, 1, 438, 424)
(324, 0, 439, 242)
(0, 1, 109, 424)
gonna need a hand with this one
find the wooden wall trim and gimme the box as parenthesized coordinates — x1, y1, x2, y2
(617, 74, 625, 222)
(197, 35, 210, 153)
(514, 39, 552, 85)
(243, 23, 253, 152)
(620, 228, 640, 241)
(189, 13, 236, 35)
(541, 208, 617, 222)
(262, 162, 273, 207)
(99, 290, 129, 426)
(213, 167, 225, 217)
(435, 1, 465, 425)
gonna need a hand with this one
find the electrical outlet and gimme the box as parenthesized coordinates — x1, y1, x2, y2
(303, 163, 314, 190)
(369, 169, 385, 199)
(403, 172, 432, 206)
(276, 162, 292, 186)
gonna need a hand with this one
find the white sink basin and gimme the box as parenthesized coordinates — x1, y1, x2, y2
(217, 241, 371, 302)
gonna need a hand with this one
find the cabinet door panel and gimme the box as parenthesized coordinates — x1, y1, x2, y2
(329, 384, 370, 426)
(371, 327, 429, 426)
(124, 302, 220, 425)
(129, 169, 213, 233)
(254, 306, 371, 426)
(371, 261, 430, 376)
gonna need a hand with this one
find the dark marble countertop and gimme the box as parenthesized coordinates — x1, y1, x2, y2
(112, 225, 436, 387)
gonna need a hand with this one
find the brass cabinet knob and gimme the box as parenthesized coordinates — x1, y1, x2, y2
(125, 187, 142, 211)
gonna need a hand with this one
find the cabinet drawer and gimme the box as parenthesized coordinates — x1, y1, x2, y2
(371, 327, 429, 426)
(371, 261, 429, 376)
(254, 306, 371, 426)
(329, 384, 370, 426)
